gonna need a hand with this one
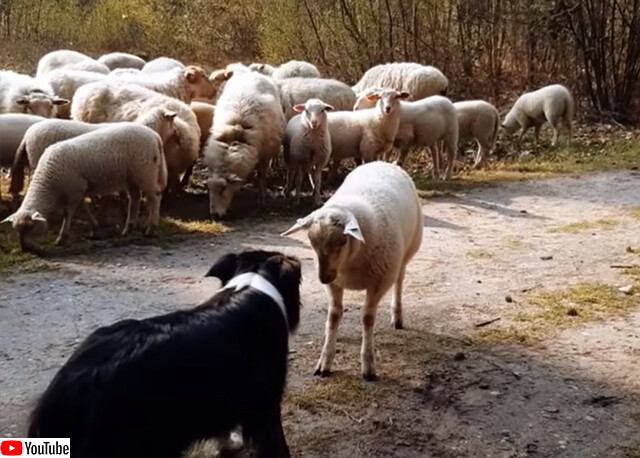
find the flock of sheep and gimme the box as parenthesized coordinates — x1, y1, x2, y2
(0, 49, 576, 253)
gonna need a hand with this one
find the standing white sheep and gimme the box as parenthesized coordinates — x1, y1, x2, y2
(353, 63, 448, 100)
(2, 124, 167, 252)
(454, 100, 500, 168)
(98, 52, 145, 71)
(501, 84, 574, 146)
(250, 60, 321, 79)
(277, 78, 356, 121)
(36, 50, 110, 76)
(203, 71, 285, 218)
(38, 69, 106, 119)
(283, 99, 333, 205)
(0, 71, 69, 117)
(282, 161, 423, 380)
(141, 57, 185, 74)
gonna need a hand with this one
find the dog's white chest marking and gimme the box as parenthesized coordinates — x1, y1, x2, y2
(221, 273, 288, 328)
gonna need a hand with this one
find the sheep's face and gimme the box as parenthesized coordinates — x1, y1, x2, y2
(500, 111, 520, 133)
(185, 66, 216, 100)
(371, 89, 410, 116)
(207, 174, 244, 219)
(294, 99, 334, 130)
(353, 86, 385, 111)
(16, 94, 69, 118)
(2, 210, 48, 253)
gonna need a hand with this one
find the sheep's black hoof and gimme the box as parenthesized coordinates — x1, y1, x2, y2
(313, 368, 331, 378)
(362, 372, 378, 382)
(393, 321, 404, 330)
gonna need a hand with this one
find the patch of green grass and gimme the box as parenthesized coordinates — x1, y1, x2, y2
(467, 249, 493, 259)
(550, 219, 619, 234)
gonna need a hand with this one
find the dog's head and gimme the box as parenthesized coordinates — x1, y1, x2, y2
(205, 250, 302, 332)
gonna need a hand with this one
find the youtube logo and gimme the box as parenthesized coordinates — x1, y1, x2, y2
(0, 440, 22, 456)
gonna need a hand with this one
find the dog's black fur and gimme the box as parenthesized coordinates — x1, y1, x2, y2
(28, 250, 302, 458)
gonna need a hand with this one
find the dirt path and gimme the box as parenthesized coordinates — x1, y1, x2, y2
(2, 171, 640, 457)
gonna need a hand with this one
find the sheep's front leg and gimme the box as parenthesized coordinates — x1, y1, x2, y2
(311, 166, 323, 206)
(144, 190, 161, 237)
(283, 166, 294, 200)
(82, 201, 99, 238)
(549, 123, 559, 147)
(473, 140, 488, 169)
(361, 286, 387, 381)
(534, 125, 542, 146)
(516, 126, 527, 146)
(395, 144, 411, 168)
(314, 283, 344, 377)
(293, 166, 304, 205)
(55, 199, 81, 245)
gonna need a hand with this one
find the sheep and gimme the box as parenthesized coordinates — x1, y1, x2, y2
(208, 64, 251, 102)
(327, 88, 408, 177)
(283, 99, 333, 206)
(276, 77, 356, 121)
(38, 69, 107, 119)
(72, 81, 200, 192)
(98, 52, 145, 71)
(0, 71, 69, 117)
(109, 68, 142, 77)
(2, 124, 168, 252)
(501, 84, 574, 146)
(353, 63, 448, 101)
(36, 50, 110, 76)
(250, 60, 321, 79)
(454, 100, 500, 168)
(141, 57, 185, 74)
(0, 114, 45, 201)
(281, 161, 423, 380)
(190, 101, 215, 149)
(9, 107, 177, 201)
(203, 71, 285, 218)
(354, 90, 459, 179)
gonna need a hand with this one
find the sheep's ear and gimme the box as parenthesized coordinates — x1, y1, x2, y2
(32, 211, 47, 222)
(365, 93, 380, 102)
(323, 103, 335, 111)
(185, 67, 201, 83)
(163, 111, 178, 121)
(16, 97, 30, 106)
(205, 253, 238, 283)
(344, 217, 365, 244)
(398, 91, 411, 100)
(1, 213, 16, 224)
(53, 97, 69, 106)
(281, 214, 314, 236)
(293, 104, 305, 113)
(223, 70, 234, 81)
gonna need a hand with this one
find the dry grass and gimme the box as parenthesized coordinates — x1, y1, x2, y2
(626, 207, 640, 220)
(466, 249, 494, 259)
(550, 219, 619, 234)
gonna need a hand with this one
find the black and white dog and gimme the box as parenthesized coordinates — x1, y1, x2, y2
(28, 250, 302, 458)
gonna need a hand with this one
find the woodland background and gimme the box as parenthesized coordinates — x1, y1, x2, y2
(0, 0, 639, 124)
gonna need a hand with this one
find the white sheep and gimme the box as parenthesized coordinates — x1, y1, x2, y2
(141, 57, 185, 74)
(190, 101, 215, 150)
(108, 65, 216, 103)
(277, 77, 356, 121)
(0, 71, 69, 117)
(208, 64, 251, 102)
(2, 124, 168, 252)
(203, 71, 285, 218)
(353, 63, 448, 101)
(36, 50, 109, 76)
(283, 99, 333, 206)
(501, 84, 574, 146)
(250, 60, 320, 79)
(354, 91, 459, 179)
(327, 88, 409, 175)
(9, 108, 177, 201)
(98, 52, 145, 71)
(281, 161, 423, 380)
(38, 69, 107, 119)
(454, 100, 500, 168)
(72, 81, 200, 192)
(109, 68, 142, 77)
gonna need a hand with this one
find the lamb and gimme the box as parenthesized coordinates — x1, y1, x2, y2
(190, 101, 215, 149)
(2, 124, 168, 252)
(72, 81, 200, 192)
(203, 71, 285, 218)
(141, 57, 185, 74)
(454, 100, 500, 168)
(277, 77, 356, 121)
(98, 52, 146, 71)
(327, 88, 409, 175)
(281, 161, 423, 380)
(283, 99, 333, 206)
(9, 107, 177, 201)
(108, 65, 216, 103)
(0, 71, 69, 117)
(38, 69, 107, 118)
(36, 50, 110, 76)
(250, 60, 321, 79)
(353, 63, 448, 101)
(354, 90, 459, 179)
(501, 84, 574, 146)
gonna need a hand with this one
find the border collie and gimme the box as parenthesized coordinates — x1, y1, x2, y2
(28, 250, 302, 458)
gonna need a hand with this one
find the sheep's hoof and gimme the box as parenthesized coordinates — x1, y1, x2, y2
(362, 371, 378, 382)
(144, 227, 156, 238)
(313, 367, 331, 378)
(393, 321, 404, 330)
(54, 236, 68, 246)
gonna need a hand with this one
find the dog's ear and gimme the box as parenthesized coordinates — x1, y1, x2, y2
(205, 253, 238, 284)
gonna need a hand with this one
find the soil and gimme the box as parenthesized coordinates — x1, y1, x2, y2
(2, 170, 640, 458)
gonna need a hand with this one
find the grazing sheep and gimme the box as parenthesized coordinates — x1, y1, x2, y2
(108, 65, 216, 103)
(251, 60, 320, 79)
(501, 84, 574, 146)
(354, 91, 459, 179)
(353, 63, 448, 101)
(38, 69, 107, 118)
(327, 88, 409, 174)
(454, 100, 500, 168)
(190, 101, 215, 149)
(283, 99, 333, 205)
(277, 77, 356, 121)
(36, 50, 109, 76)
(72, 81, 200, 192)
(141, 57, 185, 74)
(203, 71, 285, 218)
(2, 124, 167, 252)
(98, 52, 145, 71)
(281, 161, 423, 380)
(0, 71, 69, 117)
